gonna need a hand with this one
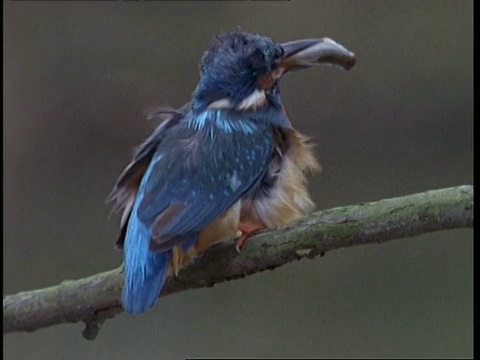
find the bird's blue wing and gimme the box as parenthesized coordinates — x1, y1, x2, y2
(134, 109, 275, 252)
(108, 106, 187, 249)
(120, 107, 282, 313)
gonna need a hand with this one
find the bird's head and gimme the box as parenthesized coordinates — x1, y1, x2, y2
(192, 31, 356, 112)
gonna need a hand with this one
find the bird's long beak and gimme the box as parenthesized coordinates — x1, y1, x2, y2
(276, 38, 356, 77)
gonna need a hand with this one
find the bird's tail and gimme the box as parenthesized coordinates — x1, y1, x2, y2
(122, 214, 171, 314)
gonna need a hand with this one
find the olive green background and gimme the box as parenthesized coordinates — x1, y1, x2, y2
(4, 1, 473, 358)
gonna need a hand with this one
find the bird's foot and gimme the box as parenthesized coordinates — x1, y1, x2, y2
(235, 222, 264, 253)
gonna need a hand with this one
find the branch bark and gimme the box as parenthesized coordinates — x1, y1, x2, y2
(3, 185, 473, 340)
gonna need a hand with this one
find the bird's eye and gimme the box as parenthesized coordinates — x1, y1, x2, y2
(269, 47, 283, 67)
(270, 47, 284, 70)
(273, 46, 284, 61)
(249, 48, 266, 72)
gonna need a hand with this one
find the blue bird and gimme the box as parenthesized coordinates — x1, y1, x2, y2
(109, 31, 355, 314)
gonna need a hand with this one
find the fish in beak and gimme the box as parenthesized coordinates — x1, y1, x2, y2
(274, 38, 356, 79)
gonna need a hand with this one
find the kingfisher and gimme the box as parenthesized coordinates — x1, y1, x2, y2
(109, 31, 355, 314)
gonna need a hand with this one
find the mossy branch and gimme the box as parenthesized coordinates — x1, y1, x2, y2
(3, 185, 473, 340)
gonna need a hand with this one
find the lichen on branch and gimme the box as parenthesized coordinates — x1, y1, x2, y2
(3, 185, 473, 340)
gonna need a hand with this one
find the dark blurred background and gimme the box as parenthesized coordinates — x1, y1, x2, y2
(3, 1, 473, 358)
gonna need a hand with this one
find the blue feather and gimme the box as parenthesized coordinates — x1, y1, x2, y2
(115, 32, 304, 314)
(193, 32, 284, 111)
(121, 102, 288, 313)
(137, 111, 275, 240)
(122, 167, 173, 314)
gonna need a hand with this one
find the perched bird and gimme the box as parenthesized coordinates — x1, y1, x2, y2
(109, 31, 355, 314)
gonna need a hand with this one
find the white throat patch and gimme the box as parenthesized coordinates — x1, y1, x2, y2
(207, 89, 267, 111)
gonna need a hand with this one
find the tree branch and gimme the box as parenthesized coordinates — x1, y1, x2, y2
(3, 185, 473, 340)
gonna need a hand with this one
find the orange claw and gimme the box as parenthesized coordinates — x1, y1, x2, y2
(235, 222, 264, 253)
